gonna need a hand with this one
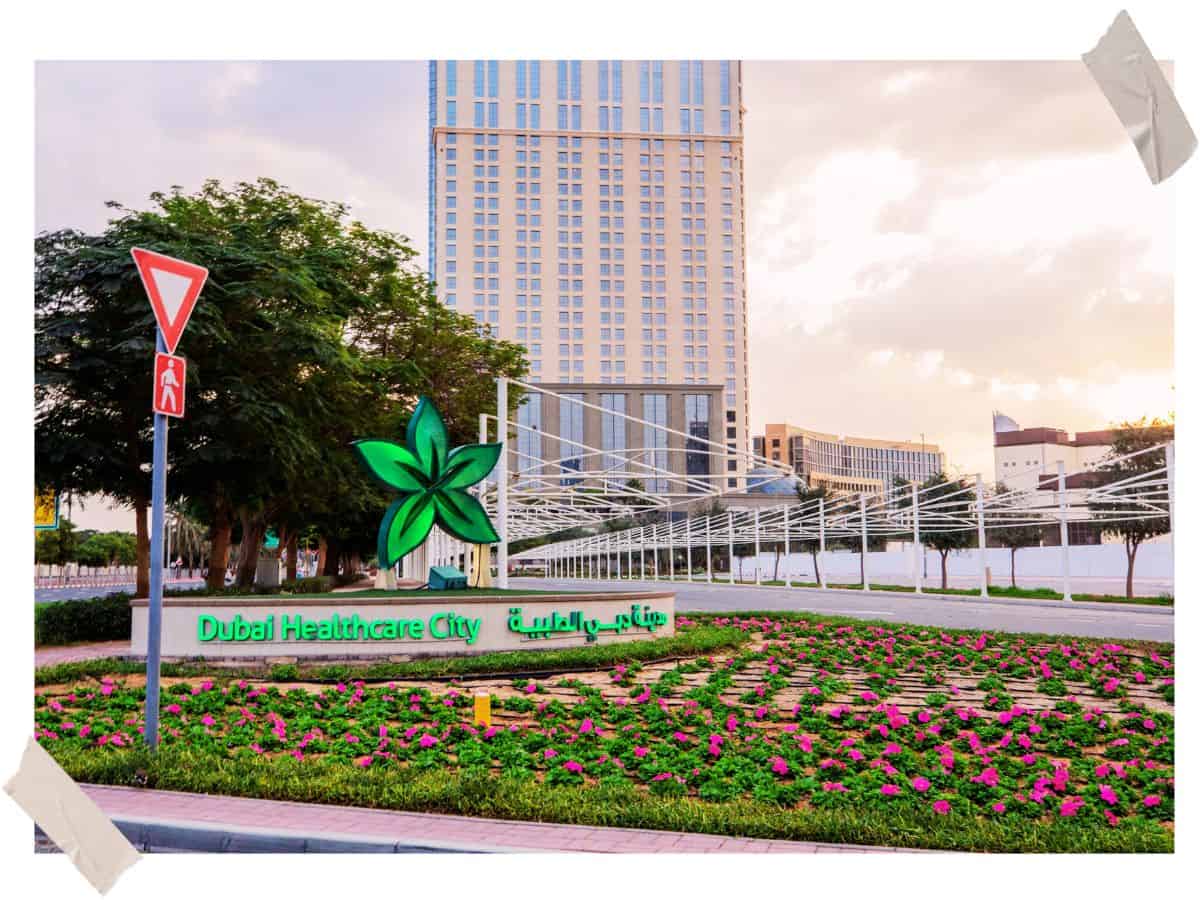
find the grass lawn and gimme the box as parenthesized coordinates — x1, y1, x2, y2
(35, 610, 1173, 852)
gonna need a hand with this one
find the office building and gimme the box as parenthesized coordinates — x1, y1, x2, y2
(753, 423, 945, 495)
(992, 412, 1112, 491)
(427, 60, 750, 489)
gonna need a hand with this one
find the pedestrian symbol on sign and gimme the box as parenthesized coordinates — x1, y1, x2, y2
(153, 352, 187, 419)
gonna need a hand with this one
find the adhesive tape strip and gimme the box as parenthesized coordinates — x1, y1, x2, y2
(1083, 10, 1196, 184)
(5, 737, 140, 894)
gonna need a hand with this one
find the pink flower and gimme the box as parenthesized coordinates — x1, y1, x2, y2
(524, 683, 537, 694)
(579, 718, 594, 734)
(201, 714, 215, 727)
(100, 684, 114, 696)
(823, 782, 848, 793)
(991, 802, 1006, 814)
(881, 784, 900, 797)
(1144, 795, 1162, 808)
(1099, 784, 1119, 805)
(165, 704, 181, 714)
(932, 800, 950, 815)
(771, 756, 789, 776)
(356, 756, 372, 768)
(1143, 719, 1156, 731)
(563, 760, 584, 774)
(1059, 797, 1085, 817)
(418, 734, 438, 749)
(344, 733, 360, 743)
(912, 776, 931, 793)
(633, 746, 648, 758)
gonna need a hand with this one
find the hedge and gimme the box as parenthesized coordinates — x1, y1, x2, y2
(35, 593, 133, 646)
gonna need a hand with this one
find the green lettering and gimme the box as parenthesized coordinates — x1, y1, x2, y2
(463, 617, 482, 645)
(281, 615, 304, 640)
(317, 618, 334, 640)
(250, 619, 267, 641)
(379, 620, 397, 639)
(301, 619, 318, 640)
(197, 615, 218, 642)
(407, 619, 424, 640)
(429, 612, 451, 639)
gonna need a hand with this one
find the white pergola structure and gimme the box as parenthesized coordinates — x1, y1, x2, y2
(494, 379, 1173, 598)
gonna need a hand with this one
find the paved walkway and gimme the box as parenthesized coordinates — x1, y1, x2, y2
(82, 784, 895, 853)
(36, 641, 130, 667)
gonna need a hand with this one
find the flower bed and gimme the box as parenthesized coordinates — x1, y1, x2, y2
(34, 612, 1174, 851)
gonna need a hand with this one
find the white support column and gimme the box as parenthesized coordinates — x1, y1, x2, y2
(753, 508, 761, 585)
(912, 481, 922, 594)
(860, 494, 870, 592)
(651, 524, 658, 580)
(615, 532, 621, 581)
(727, 510, 735, 584)
(818, 498, 827, 590)
(641, 527, 647, 580)
(686, 517, 694, 583)
(1166, 441, 1175, 564)
(975, 473, 988, 599)
(1057, 460, 1072, 601)
(783, 505, 792, 587)
(496, 378, 509, 588)
(668, 518, 675, 581)
(705, 514, 713, 583)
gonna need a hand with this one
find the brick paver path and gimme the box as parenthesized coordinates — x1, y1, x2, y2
(83, 784, 904, 853)
(35, 641, 130, 667)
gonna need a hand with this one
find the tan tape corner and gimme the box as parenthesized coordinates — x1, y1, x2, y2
(5, 737, 140, 894)
(1083, 10, 1197, 184)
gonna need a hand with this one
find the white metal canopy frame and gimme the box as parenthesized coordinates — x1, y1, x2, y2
(467, 378, 794, 586)
(501, 389, 1173, 599)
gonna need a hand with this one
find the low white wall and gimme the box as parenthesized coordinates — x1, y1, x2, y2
(745, 543, 1173, 584)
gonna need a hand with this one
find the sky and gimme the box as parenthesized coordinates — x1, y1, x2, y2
(36, 60, 1174, 527)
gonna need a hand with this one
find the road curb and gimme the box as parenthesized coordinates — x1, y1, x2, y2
(101, 817, 500, 854)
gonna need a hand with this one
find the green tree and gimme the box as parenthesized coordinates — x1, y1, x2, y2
(75, 531, 137, 568)
(1088, 417, 1173, 599)
(988, 485, 1045, 588)
(34, 519, 79, 567)
(36, 179, 527, 594)
(895, 473, 976, 589)
(793, 481, 831, 585)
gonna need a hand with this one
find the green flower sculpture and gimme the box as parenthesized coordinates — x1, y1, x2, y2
(353, 396, 502, 569)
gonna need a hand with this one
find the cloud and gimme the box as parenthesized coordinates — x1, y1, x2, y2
(36, 61, 428, 249)
(743, 61, 1172, 479)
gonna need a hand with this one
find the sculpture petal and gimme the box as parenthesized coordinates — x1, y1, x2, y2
(434, 489, 501, 545)
(406, 396, 449, 482)
(352, 439, 427, 492)
(438, 442, 502, 491)
(378, 493, 436, 569)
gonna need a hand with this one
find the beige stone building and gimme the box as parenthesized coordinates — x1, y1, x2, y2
(427, 60, 750, 489)
(753, 424, 945, 495)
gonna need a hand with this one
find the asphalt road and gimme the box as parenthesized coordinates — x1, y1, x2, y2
(511, 577, 1175, 643)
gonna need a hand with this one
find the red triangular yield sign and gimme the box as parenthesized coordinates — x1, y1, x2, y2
(130, 247, 208, 354)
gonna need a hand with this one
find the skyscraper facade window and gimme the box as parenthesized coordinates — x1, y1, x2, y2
(429, 60, 750, 488)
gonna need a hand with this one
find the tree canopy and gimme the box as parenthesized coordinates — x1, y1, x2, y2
(36, 179, 528, 595)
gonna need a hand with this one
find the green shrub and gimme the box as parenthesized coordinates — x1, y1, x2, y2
(35, 593, 132, 646)
(281, 576, 334, 594)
